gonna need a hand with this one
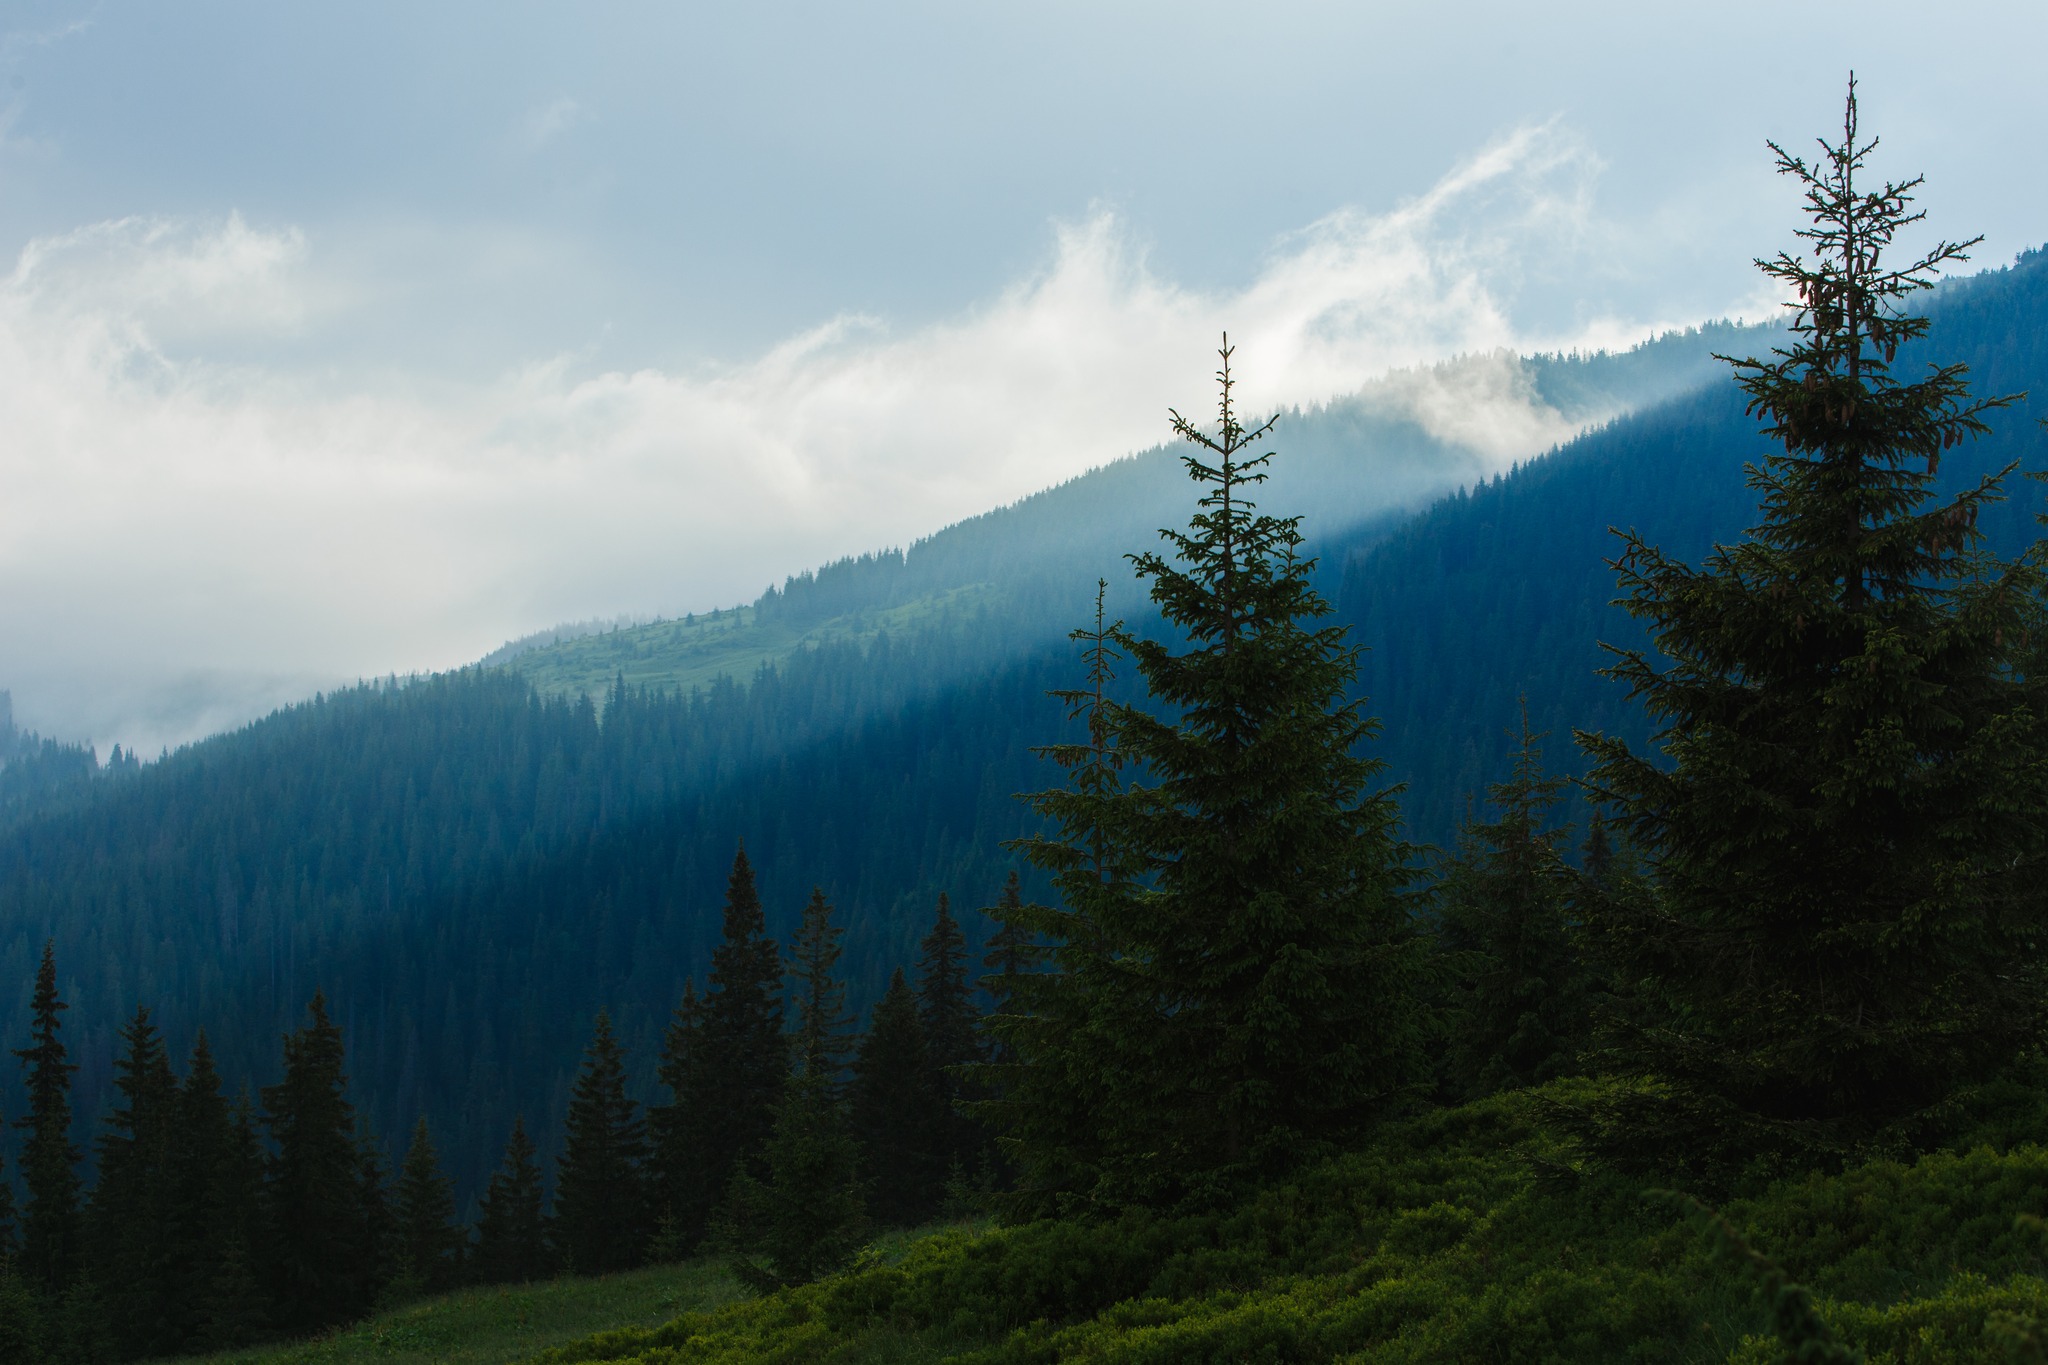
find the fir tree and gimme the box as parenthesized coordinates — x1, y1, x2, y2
(391, 1118, 461, 1298)
(728, 1072, 867, 1291)
(174, 1035, 268, 1351)
(675, 847, 788, 1244)
(850, 969, 944, 1226)
(647, 981, 704, 1258)
(1007, 345, 1423, 1207)
(978, 582, 1144, 1214)
(918, 892, 982, 1178)
(1434, 708, 1589, 1100)
(474, 1117, 549, 1284)
(1579, 82, 2048, 1157)
(88, 1004, 181, 1358)
(14, 941, 82, 1294)
(552, 1011, 649, 1274)
(353, 1126, 395, 1309)
(261, 992, 372, 1334)
(789, 887, 853, 1086)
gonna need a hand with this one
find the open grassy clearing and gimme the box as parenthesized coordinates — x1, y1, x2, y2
(146, 1259, 742, 1365)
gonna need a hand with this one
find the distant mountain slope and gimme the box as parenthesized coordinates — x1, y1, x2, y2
(2, 252, 2041, 1208)
(493, 329, 1738, 702)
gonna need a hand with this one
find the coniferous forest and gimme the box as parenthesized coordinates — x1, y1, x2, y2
(11, 90, 2048, 1361)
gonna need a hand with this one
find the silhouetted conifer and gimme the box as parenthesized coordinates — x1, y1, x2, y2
(391, 1118, 461, 1298)
(174, 1035, 267, 1350)
(676, 847, 787, 1244)
(850, 969, 944, 1226)
(474, 1117, 549, 1283)
(728, 1072, 866, 1290)
(88, 1004, 181, 1357)
(1435, 710, 1589, 1100)
(790, 888, 853, 1086)
(552, 1011, 649, 1274)
(647, 980, 705, 1257)
(261, 992, 373, 1334)
(918, 892, 983, 1176)
(1004, 344, 1423, 1208)
(354, 1127, 395, 1308)
(1579, 83, 2048, 1161)
(14, 941, 82, 1294)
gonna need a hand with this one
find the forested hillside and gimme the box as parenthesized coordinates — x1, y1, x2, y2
(0, 248, 2041, 1225)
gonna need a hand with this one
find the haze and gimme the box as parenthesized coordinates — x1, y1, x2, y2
(2, 0, 2044, 754)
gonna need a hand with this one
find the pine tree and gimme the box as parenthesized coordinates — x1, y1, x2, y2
(978, 583, 1146, 1214)
(552, 1011, 649, 1274)
(675, 847, 788, 1245)
(729, 1071, 867, 1291)
(850, 969, 944, 1226)
(354, 1126, 394, 1308)
(1007, 345, 1423, 1207)
(1434, 708, 1589, 1100)
(917, 893, 982, 1178)
(391, 1118, 461, 1298)
(474, 1117, 549, 1284)
(261, 992, 373, 1334)
(646, 981, 704, 1259)
(979, 872, 1038, 1055)
(174, 1035, 268, 1351)
(13, 941, 81, 1295)
(1579, 82, 2048, 1158)
(88, 1004, 182, 1357)
(789, 887, 853, 1085)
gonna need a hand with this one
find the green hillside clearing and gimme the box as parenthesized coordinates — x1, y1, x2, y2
(495, 585, 1000, 700)
(145, 1260, 742, 1365)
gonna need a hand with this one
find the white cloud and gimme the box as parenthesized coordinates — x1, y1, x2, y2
(0, 123, 1680, 756)
(516, 96, 587, 152)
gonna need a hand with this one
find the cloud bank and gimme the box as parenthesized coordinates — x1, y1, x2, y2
(0, 124, 1685, 755)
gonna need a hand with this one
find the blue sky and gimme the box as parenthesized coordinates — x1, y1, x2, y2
(2, 1, 2044, 751)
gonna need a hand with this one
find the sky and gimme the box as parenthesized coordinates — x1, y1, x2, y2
(2, 0, 2046, 753)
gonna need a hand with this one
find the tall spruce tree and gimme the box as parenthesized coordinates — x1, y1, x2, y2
(789, 888, 853, 1085)
(979, 583, 1145, 1214)
(716, 884, 866, 1281)
(850, 969, 944, 1226)
(14, 941, 82, 1295)
(552, 1011, 649, 1274)
(474, 1117, 549, 1284)
(174, 1034, 268, 1352)
(89, 1005, 181, 1358)
(1434, 709, 1589, 1100)
(917, 893, 982, 1179)
(391, 1118, 461, 1298)
(646, 980, 704, 1258)
(675, 847, 788, 1245)
(1003, 345, 1423, 1207)
(261, 992, 373, 1334)
(1579, 82, 2048, 1158)
(353, 1126, 395, 1308)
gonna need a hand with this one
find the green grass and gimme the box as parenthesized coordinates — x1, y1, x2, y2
(524, 1084, 2048, 1364)
(496, 585, 999, 701)
(146, 1260, 744, 1365)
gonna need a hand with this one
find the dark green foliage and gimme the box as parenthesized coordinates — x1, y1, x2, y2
(552, 1012, 649, 1274)
(1579, 87, 2048, 1156)
(1007, 347, 1423, 1208)
(789, 887, 853, 1085)
(391, 1118, 462, 1297)
(261, 992, 376, 1334)
(850, 969, 944, 1227)
(473, 1116, 551, 1284)
(354, 1126, 395, 1304)
(646, 981, 704, 1254)
(673, 849, 789, 1245)
(87, 1005, 181, 1358)
(1666, 1193, 1863, 1364)
(1433, 711, 1590, 1100)
(175, 1036, 267, 1351)
(727, 1073, 868, 1291)
(917, 892, 983, 1176)
(14, 942, 81, 1295)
